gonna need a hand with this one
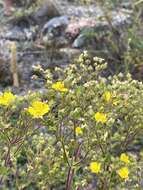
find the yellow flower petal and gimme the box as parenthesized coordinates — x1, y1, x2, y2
(94, 112, 107, 124)
(120, 153, 130, 164)
(27, 101, 50, 118)
(103, 91, 112, 102)
(52, 81, 68, 92)
(89, 162, 101, 174)
(75, 127, 83, 135)
(113, 99, 120, 106)
(117, 167, 129, 179)
(0, 92, 16, 106)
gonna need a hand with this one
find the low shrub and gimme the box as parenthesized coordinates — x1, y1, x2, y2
(0, 52, 143, 189)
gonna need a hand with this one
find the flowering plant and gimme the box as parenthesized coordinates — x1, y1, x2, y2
(0, 52, 143, 189)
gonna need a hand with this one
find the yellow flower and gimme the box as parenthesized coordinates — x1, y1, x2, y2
(103, 91, 112, 102)
(75, 127, 83, 135)
(120, 153, 130, 164)
(27, 101, 50, 118)
(113, 99, 120, 106)
(0, 92, 16, 106)
(89, 162, 101, 174)
(52, 81, 68, 92)
(94, 112, 107, 124)
(117, 167, 129, 179)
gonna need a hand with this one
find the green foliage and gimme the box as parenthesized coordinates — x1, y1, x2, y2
(0, 52, 143, 189)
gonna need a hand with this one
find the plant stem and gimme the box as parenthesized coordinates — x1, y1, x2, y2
(65, 143, 82, 190)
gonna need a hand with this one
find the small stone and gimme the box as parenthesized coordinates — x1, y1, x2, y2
(72, 34, 85, 48)
(42, 15, 69, 35)
(2, 26, 36, 41)
(4, 26, 26, 41)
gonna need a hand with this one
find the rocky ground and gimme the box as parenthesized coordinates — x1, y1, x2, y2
(0, 0, 133, 94)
